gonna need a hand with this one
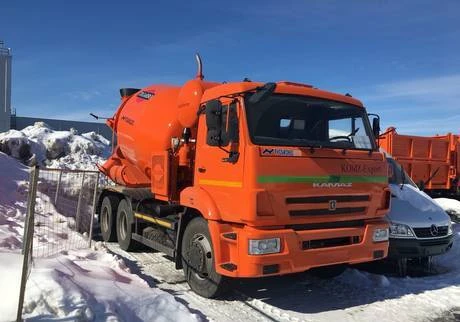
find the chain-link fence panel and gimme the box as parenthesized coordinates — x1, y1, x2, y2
(31, 168, 100, 258)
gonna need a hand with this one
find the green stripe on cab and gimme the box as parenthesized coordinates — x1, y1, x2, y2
(257, 175, 387, 184)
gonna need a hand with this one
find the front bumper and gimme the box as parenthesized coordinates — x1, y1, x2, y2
(210, 220, 389, 278)
(388, 235, 454, 258)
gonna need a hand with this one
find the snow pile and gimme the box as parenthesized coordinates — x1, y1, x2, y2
(23, 247, 198, 322)
(0, 152, 198, 322)
(0, 152, 28, 250)
(435, 198, 460, 219)
(0, 122, 111, 170)
(0, 253, 23, 321)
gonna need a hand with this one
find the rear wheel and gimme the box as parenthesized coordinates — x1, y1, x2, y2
(100, 195, 119, 242)
(181, 217, 227, 298)
(116, 199, 141, 251)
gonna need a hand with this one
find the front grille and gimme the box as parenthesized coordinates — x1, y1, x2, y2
(287, 195, 369, 204)
(419, 239, 451, 247)
(289, 207, 366, 217)
(287, 219, 365, 231)
(413, 226, 448, 239)
(302, 236, 360, 250)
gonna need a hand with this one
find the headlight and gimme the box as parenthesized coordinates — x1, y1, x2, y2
(373, 228, 389, 242)
(389, 223, 415, 238)
(248, 238, 281, 255)
(448, 222, 453, 235)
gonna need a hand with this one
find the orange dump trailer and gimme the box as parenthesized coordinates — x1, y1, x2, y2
(96, 55, 390, 298)
(380, 127, 460, 196)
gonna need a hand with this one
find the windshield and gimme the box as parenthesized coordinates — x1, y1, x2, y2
(244, 94, 376, 150)
(387, 158, 417, 187)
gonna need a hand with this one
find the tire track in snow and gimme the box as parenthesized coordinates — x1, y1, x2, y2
(105, 243, 304, 322)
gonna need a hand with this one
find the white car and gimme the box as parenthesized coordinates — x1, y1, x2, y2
(386, 157, 454, 266)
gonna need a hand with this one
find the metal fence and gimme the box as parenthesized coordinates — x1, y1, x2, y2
(17, 166, 102, 320)
(31, 168, 100, 257)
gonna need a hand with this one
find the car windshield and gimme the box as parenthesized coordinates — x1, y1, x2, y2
(387, 158, 417, 187)
(244, 94, 375, 150)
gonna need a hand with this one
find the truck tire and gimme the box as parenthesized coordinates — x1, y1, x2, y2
(100, 195, 119, 242)
(116, 199, 141, 251)
(181, 217, 227, 298)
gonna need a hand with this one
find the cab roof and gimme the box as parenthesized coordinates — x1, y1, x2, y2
(201, 80, 364, 107)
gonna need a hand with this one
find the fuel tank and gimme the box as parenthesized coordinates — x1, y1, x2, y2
(101, 79, 219, 186)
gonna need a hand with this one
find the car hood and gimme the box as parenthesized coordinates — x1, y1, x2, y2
(387, 184, 450, 227)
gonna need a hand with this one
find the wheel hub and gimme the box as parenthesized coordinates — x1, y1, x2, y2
(189, 241, 206, 272)
(187, 234, 213, 279)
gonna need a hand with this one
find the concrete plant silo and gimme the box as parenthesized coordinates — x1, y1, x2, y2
(0, 41, 12, 132)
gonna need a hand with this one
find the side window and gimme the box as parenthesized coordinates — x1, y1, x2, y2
(220, 102, 238, 146)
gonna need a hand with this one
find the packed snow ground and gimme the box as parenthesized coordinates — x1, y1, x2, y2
(0, 152, 198, 322)
(0, 122, 110, 170)
(107, 223, 460, 322)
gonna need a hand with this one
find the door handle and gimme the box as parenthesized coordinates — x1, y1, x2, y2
(198, 167, 206, 173)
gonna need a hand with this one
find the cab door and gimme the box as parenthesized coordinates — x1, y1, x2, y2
(194, 99, 246, 221)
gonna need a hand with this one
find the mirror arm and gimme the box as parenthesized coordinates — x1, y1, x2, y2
(222, 151, 240, 164)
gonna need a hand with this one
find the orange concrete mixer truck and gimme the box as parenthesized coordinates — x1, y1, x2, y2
(96, 55, 390, 298)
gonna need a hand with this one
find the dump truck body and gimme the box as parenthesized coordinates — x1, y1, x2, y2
(96, 63, 390, 297)
(380, 128, 460, 196)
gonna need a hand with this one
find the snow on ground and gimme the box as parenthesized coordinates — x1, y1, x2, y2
(0, 152, 198, 322)
(0, 122, 111, 170)
(108, 224, 460, 322)
(23, 247, 198, 322)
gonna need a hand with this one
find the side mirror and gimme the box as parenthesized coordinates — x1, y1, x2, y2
(372, 117, 380, 138)
(205, 100, 223, 146)
(248, 82, 276, 104)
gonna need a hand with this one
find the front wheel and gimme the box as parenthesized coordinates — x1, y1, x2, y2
(181, 217, 227, 298)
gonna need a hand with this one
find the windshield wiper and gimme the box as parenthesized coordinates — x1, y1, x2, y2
(400, 164, 406, 190)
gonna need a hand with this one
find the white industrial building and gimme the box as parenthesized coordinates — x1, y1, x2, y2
(0, 41, 12, 133)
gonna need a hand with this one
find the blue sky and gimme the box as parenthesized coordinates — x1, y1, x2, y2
(1, 0, 459, 135)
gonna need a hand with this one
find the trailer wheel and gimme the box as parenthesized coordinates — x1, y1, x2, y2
(116, 199, 140, 251)
(100, 195, 119, 242)
(181, 217, 227, 298)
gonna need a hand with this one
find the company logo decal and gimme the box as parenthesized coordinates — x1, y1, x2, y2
(137, 91, 155, 100)
(430, 224, 439, 237)
(329, 200, 337, 211)
(121, 115, 135, 125)
(262, 148, 294, 156)
(313, 183, 353, 188)
(341, 164, 383, 176)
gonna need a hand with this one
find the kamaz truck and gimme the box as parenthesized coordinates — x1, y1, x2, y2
(96, 55, 390, 298)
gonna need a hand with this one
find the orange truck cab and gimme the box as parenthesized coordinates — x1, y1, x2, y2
(96, 56, 390, 298)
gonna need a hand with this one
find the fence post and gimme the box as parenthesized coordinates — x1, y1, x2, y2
(75, 173, 86, 232)
(54, 170, 63, 205)
(88, 172, 100, 248)
(17, 166, 39, 322)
